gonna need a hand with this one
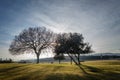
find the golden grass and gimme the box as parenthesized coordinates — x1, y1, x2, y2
(0, 60, 120, 80)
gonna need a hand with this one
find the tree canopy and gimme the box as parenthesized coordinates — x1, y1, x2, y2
(9, 27, 93, 64)
(54, 33, 93, 65)
(9, 27, 54, 63)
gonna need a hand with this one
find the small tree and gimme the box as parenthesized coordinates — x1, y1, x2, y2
(54, 33, 93, 65)
(54, 54, 65, 64)
(9, 27, 54, 63)
(9, 58, 13, 63)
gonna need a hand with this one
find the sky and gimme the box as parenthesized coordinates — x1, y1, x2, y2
(0, 0, 120, 60)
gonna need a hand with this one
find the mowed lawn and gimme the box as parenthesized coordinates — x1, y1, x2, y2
(0, 60, 120, 80)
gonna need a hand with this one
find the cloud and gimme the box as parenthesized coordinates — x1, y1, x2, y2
(0, 0, 120, 60)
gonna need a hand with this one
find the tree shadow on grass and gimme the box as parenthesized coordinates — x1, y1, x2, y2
(0, 65, 27, 72)
(81, 64, 103, 73)
(77, 64, 102, 80)
(13, 66, 55, 80)
(78, 64, 120, 80)
(14, 70, 43, 80)
(77, 65, 88, 74)
(15, 65, 85, 80)
(44, 73, 85, 80)
(1, 64, 119, 80)
(52, 66, 64, 72)
(0, 65, 30, 80)
(84, 71, 120, 80)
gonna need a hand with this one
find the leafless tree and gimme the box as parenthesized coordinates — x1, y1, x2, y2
(9, 27, 54, 63)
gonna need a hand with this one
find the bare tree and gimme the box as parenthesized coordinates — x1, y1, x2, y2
(9, 27, 54, 63)
(54, 33, 93, 65)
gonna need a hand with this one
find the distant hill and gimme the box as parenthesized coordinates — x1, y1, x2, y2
(19, 53, 120, 63)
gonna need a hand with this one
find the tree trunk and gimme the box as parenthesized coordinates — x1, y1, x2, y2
(36, 54, 40, 64)
(59, 59, 60, 64)
(70, 58, 72, 65)
(68, 54, 78, 65)
(78, 54, 80, 65)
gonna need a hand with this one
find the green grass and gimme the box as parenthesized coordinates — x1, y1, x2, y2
(0, 60, 120, 80)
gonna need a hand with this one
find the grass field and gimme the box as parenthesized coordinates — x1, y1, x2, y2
(0, 60, 120, 80)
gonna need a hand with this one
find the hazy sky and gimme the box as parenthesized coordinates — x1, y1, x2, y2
(0, 0, 120, 60)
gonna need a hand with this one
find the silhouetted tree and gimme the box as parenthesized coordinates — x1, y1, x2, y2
(9, 27, 54, 63)
(54, 54, 65, 64)
(9, 58, 13, 63)
(0, 58, 13, 63)
(54, 33, 93, 65)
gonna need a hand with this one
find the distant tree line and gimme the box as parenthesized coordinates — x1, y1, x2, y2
(0, 58, 13, 63)
(99, 55, 120, 60)
(9, 27, 93, 65)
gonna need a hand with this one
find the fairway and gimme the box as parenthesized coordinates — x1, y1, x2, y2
(0, 60, 120, 80)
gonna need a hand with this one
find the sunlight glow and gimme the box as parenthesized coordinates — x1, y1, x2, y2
(49, 24, 68, 33)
